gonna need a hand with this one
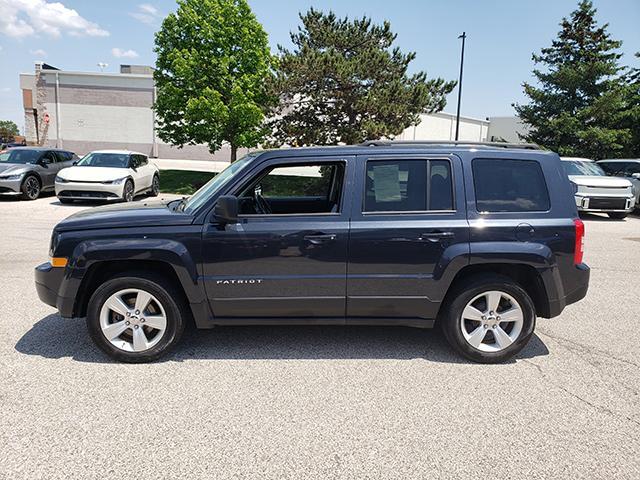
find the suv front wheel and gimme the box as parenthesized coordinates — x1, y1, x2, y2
(86, 273, 187, 363)
(441, 274, 536, 363)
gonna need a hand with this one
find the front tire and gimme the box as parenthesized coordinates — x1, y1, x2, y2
(86, 273, 187, 363)
(122, 179, 134, 202)
(20, 175, 41, 200)
(440, 274, 536, 363)
(608, 212, 627, 220)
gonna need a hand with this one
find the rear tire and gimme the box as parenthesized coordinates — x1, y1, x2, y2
(20, 174, 41, 200)
(149, 174, 160, 197)
(608, 212, 627, 220)
(440, 274, 536, 364)
(86, 273, 187, 363)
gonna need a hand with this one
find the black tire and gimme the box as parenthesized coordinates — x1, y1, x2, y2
(20, 174, 41, 200)
(122, 179, 134, 202)
(608, 212, 627, 220)
(149, 174, 160, 197)
(440, 273, 536, 364)
(58, 197, 74, 204)
(86, 273, 187, 363)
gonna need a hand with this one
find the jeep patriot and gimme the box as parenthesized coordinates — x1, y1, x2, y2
(35, 142, 590, 363)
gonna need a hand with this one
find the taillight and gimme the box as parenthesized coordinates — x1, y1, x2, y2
(574, 218, 585, 265)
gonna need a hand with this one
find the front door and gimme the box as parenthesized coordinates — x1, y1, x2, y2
(201, 155, 354, 321)
(346, 154, 469, 321)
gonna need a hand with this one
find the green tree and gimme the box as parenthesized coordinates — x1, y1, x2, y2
(153, 0, 274, 162)
(269, 9, 456, 146)
(618, 52, 640, 156)
(0, 120, 19, 141)
(514, 0, 631, 159)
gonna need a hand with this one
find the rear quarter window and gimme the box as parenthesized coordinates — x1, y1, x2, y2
(472, 158, 550, 213)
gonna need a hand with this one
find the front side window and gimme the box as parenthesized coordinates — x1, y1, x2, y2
(364, 159, 454, 212)
(238, 162, 345, 215)
(77, 152, 130, 168)
(473, 158, 550, 213)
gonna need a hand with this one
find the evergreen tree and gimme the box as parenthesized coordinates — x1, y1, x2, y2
(514, 0, 631, 159)
(154, 0, 274, 162)
(618, 52, 640, 156)
(269, 9, 456, 146)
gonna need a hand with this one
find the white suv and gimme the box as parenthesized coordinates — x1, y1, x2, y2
(55, 150, 160, 203)
(561, 157, 635, 219)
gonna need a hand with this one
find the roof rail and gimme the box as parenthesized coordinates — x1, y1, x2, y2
(360, 140, 542, 150)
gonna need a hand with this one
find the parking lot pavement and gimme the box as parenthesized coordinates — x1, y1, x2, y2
(0, 196, 638, 480)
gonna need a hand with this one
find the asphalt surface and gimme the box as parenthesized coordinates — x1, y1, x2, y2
(0, 193, 639, 479)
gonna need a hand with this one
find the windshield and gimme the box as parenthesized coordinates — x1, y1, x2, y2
(183, 154, 255, 213)
(78, 152, 130, 168)
(0, 149, 41, 164)
(562, 160, 605, 176)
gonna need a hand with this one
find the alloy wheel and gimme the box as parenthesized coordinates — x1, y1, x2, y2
(99, 288, 167, 353)
(152, 176, 160, 195)
(124, 181, 134, 202)
(25, 177, 40, 199)
(459, 290, 524, 352)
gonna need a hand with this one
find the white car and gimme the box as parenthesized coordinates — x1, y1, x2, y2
(55, 150, 160, 203)
(561, 157, 635, 219)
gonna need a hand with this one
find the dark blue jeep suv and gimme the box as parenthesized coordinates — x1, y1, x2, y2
(35, 142, 590, 363)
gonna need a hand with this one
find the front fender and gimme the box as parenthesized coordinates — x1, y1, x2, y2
(59, 237, 205, 305)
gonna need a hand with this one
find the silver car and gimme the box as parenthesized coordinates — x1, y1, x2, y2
(597, 159, 640, 209)
(561, 157, 635, 219)
(0, 147, 79, 200)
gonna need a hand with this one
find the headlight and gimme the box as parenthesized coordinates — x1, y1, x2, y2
(569, 181, 579, 194)
(102, 177, 127, 185)
(55, 175, 68, 183)
(0, 173, 23, 181)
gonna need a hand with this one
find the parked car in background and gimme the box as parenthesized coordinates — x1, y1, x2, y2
(596, 159, 640, 209)
(0, 147, 78, 200)
(55, 150, 160, 203)
(561, 157, 635, 219)
(36, 142, 590, 364)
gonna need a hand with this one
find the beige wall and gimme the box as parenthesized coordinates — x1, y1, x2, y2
(397, 112, 489, 142)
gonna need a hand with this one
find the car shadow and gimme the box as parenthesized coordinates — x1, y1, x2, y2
(15, 314, 549, 364)
(579, 212, 627, 222)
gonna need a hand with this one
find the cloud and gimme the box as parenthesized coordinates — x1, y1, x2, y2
(111, 48, 139, 59)
(129, 3, 161, 25)
(29, 48, 47, 57)
(0, 0, 109, 38)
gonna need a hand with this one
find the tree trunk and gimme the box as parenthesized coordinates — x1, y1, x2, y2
(230, 144, 237, 163)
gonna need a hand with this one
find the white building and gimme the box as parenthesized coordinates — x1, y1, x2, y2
(20, 63, 525, 161)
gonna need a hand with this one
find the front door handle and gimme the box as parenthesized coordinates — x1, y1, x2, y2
(304, 233, 337, 245)
(419, 231, 455, 242)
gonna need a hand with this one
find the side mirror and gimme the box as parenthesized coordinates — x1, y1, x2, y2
(213, 195, 239, 225)
(72, 161, 78, 166)
(632, 173, 640, 180)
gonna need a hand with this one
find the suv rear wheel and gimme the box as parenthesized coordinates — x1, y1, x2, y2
(86, 273, 187, 363)
(441, 274, 536, 363)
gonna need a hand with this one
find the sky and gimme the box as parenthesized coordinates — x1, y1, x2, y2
(0, 0, 638, 133)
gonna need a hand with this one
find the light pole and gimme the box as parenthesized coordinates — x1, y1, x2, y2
(455, 32, 466, 141)
(97, 62, 108, 72)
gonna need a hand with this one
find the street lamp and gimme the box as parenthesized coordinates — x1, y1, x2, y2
(97, 62, 108, 72)
(455, 32, 466, 142)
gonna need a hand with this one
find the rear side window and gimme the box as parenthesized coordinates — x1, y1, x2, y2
(473, 158, 550, 213)
(364, 159, 454, 212)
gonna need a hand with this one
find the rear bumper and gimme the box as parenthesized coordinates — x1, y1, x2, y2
(547, 263, 590, 318)
(34, 262, 75, 317)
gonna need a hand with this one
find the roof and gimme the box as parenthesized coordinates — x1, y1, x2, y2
(90, 149, 146, 156)
(597, 158, 640, 162)
(560, 157, 594, 162)
(2, 146, 67, 151)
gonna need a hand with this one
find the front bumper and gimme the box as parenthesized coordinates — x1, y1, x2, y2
(55, 180, 124, 201)
(574, 194, 634, 213)
(35, 262, 75, 317)
(0, 177, 23, 194)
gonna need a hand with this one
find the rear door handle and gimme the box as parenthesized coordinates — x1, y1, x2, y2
(304, 233, 337, 245)
(419, 231, 455, 242)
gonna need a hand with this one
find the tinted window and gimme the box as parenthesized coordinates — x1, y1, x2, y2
(54, 151, 68, 162)
(0, 149, 41, 164)
(238, 162, 345, 215)
(473, 159, 550, 213)
(364, 159, 453, 212)
(624, 162, 640, 175)
(134, 154, 148, 166)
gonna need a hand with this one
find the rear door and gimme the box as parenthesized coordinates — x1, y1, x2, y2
(201, 155, 355, 320)
(346, 154, 468, 321)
